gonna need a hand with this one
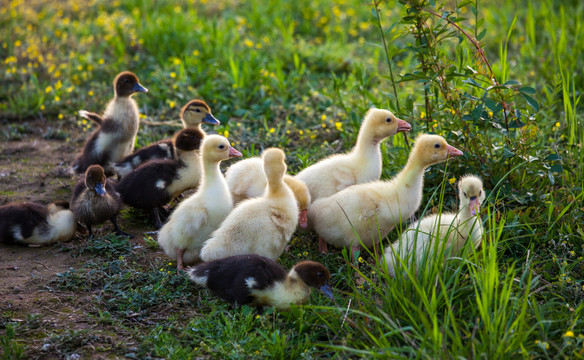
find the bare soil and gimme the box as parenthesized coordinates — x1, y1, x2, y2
(0, 120, 157, 359)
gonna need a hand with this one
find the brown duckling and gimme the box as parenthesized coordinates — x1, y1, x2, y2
(73, 71, 148, 176)
(188, 254, 334, 311)
(0, 201, 76, 246)
(115, 128, 205, 229)
(112, 99, 219, 177)
(71, 165, 129, 239)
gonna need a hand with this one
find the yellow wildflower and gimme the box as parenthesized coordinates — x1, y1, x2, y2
(88, 90, 94, 96)
(420, 111, 426, 119)
(335, 122, 342, 131)
(269, 128, 275, 134)
(244, 39, 254, 48)
(449, 177, 456, 184)
(45, 86, 52, 93)
(15, 40, 21, 47)
(58, 113, 63, 120)
(98, 58, 105, 65)
(321, 114, 326, 121)
(358, 257, 364, 263)
(193, 50, 199, 56)
(168, 100, 176, 108)
(564, 330, 574, 337)
(223, 130, 229, 138)
(170, 72, 176, 78)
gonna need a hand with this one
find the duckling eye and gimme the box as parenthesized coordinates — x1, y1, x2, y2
(218, 144, 225, 150)
(463, 192, 468, 198)
(194, 108, 202, 113)
(434, 144, 441, 149)
(317, 272, 323, 278)
(385, 117, 392, 123)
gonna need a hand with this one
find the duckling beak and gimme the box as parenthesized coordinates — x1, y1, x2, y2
(94, 183, 106, 196)
(446, 144, 464, 158)
(132, 83, 148, 93)
(299, 209, 308, 228)
(319, 282, 334, 300)
(203, 113, 220, 125)
(396, 119, 412, 133)
(228, 145, 242, 158)
(469, 197, 480, 216)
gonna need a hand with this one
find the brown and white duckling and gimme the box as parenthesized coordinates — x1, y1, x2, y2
(200, 148, 299, 262)
(188, 254, 333, 311)
(112, 99, 219, 177)
(0, 201, 76, 246)
(115, 128, 204, 229)
(385, 175, 485, 277)
(73, 71, 148, 176)
(71, 165, 129, 239)
(295, 108, 411, 203)
(308, 134, 464, 260)
(225, 156, 311, 228)
(157, 135, 241, 270)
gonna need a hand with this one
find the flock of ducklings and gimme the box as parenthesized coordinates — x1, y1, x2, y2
(0, 71, 486, 310)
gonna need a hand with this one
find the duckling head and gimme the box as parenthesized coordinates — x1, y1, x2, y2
(363, 108, 411, 144)
(409, 134, 463, 168)
(262, 148, 287, 185)
(283, 177, 311, 228)
(174, 128, 204, 153)
(459, 175, 485, 216)
(293, 261, 334, 300)
(114, 71, 148, 98)
(201, 135, 242, 163)
(85, 165, 107, 197)
(180, 99, 220, 127)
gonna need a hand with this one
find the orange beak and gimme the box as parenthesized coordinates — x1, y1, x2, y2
(298, 209, 308, 228)
(446, 144, 463, 158)
(229, 145, 242, 158)
(396, 119, 412, 133)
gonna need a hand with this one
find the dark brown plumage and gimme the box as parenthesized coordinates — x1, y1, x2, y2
(115, 128, 204, 228)
(73, 71, 148, 176)
(188, 255, 333, 311)
(71, 165, 129, 239)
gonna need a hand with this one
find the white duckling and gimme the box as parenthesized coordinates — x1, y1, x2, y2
(308, 134, 464, 259)
(188, 254, 333, 311)
(225, 156, 311, 228)
(200, 148, 299, 262)
(73, 71, 148, 176)
(385, 175, 485, 277)
(295, 108, 411, 202)
(157, 135, 241, 270)
(0, 201, 76, 246)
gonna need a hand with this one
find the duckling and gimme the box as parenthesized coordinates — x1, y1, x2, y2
(71, 165, 129, 239)
(0, 201, 76, 246)
(308, 134, 464, 259)
(188, 254, 333, 311)
(200, 148, 299, 262)
(112, 99, 219, 177)
(225, 156, 311, 228)
(295, 108, 411, 202)
(73, 71, 148, 176)
(157, 135, 241, 270)
(385, 175, 485, 277)
(115, 128, 204, 229)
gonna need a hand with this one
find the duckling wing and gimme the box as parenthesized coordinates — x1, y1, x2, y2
(332, 166, 356, 192)
(270, 208, 292, 229)
(78, 110, 103, 125)
(185, 207, 208, 234)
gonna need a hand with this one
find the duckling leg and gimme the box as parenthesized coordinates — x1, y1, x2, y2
(176, 248, 186, 271)
(87, 224, 95, 240)
(110, 217, 133, 238)
(151, 208, 165, 230)
(318, 237, 328, 253)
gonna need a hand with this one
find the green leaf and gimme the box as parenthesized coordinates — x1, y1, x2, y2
(503, 80, 521, 86)
(518, 86, 536, 94)
(550, 164, 564, 173)
(544, 154, 562, 161)
(503, 147, 516, 158)
(477, 28, 487, 41)
(520, 93, 540, 111)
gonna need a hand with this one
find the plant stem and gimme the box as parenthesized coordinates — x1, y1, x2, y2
(373, 0, 400, 112)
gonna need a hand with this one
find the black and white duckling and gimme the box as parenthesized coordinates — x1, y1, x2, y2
(188, 254, 334, 311)
(71, 165, 129, 239)
(115, 128, 205, 229)
(0, 201, 76, 246)
(112, 99, 219, 177)
(73, 71, 148, 176)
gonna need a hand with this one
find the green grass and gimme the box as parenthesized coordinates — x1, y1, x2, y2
(1, 0, 583, 358)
